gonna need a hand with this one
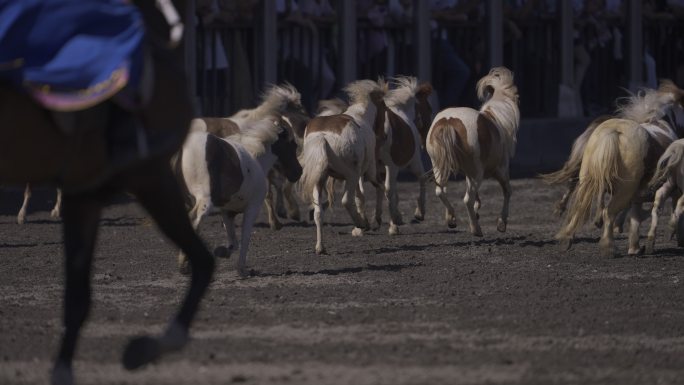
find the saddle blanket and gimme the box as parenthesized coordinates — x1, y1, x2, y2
(0, 0, 145, 111)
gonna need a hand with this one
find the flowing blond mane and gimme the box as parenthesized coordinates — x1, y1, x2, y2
(386, 76, 418, 108)
(477, 67, 520, 158)
(616, 87, 676, 124)
(232, 83, 302, 121)
(228, 118, 280, 158)
(344, 79, 383, 105)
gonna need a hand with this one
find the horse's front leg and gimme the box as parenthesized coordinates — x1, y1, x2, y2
(354, 178, 372, 231)
(555, 178, 577, 217)
(214, 211, 237, 258)
(385, 165, 403, 235)
(122, 160, 214, 371)
(51, 193, 102, 385)
(493, 167, 511, 232)
(435, 183, 458, 229)
(178, 196, 212, 274)
(646, 180, 673, 254)
(341, 179, 367, 236)
(51, 189, 63, 218)
(17, 183, 31, 224)
(627, 202, 645, 255)
(408, 156, 427, 221)
(283, 180, 301, 221)
(236, 200, 262, 277)
(463, 176, 483, 237)
(313, 181, 326, 254)
(264, 183, 282, 230)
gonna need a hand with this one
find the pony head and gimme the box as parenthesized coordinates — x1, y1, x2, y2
(260, 82, 306, 115)
(476, 67, 519, 105)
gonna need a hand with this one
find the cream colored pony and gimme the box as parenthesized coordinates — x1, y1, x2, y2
(426, 67, 520, 236)
(299, 80, 385, 254)
(646, 139, 684, 252)
(557, 80, 684, 256)
(377, 76, 433, 235)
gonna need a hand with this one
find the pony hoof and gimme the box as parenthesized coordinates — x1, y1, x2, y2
(559, 238, 572, 251)
(237, 266, 250, 278)
(414, 213, 424, 222)
(50, 208, 61, 219)
(388, 224, 399, 236)
(370, 220, 381, 231)
(122, 336, 161, 370)
(270, 221, 283, 231)
(315, 246, 327, 255)
(351, 227, 364, 237)
(51, 363, 73, 385)
(17, 215, 25, 225)
(471, 228, 483, 237)
(213, 246, 233, 258)
(628, 246, 645, 256)
(446, 219, 458, 229)
(496, 219, 507, 233)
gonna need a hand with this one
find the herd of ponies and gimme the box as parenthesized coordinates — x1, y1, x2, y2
(9, 67, 684, 274)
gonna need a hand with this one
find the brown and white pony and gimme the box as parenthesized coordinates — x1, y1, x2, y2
(376, 76, 433, 235)
(557, 80, 684, 256)
(177, 119, 301, 276)
(646, 138, 684, 252)
(426, 67, 520, 236)
(299, 80, 385, 254)
(0, 1, 215, 384)
(15, 184, 62, 224)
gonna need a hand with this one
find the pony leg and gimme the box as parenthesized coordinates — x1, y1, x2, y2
(593, 192, 606, 229)
(354, 178, 372, 231)
(17, 183, 31, 224)
(122, 161, 214, 370)
(627, 202, 645, 255)
(598, 207, 616, 257)
(264, 183, 283, 231)
(435, 183, 458, 229)
(283, 180, 301, 221)
(493, 168, 511, 232)
(236, 201, 262, 277)
(313, 182, 326, 254)
(408, 157, 427, 221)
(555, 179, 577, 217)
(178, 196, 212, 274)
(51, 189, 63, 218)
(463, 176, 483, 237)
(51, 193, 102, 385)
(646, 181, 673, 254)
(669, 194, 684, 238)
(341, 180, 367, 236)
(214, 212, 236, 258)
(386, 165, 404, 235)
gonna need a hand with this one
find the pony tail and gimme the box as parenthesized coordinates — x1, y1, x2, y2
(427, 123, 461, 186)
(298, 135, 329, 203)
(556, 130, 620, 240)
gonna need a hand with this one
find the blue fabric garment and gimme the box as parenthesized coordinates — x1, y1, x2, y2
(0, 0, 145, 110)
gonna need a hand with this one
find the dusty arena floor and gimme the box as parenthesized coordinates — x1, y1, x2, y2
(1, 178, 684, 385)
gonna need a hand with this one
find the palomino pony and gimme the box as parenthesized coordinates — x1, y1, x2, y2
(177, 119, 301, 276)
(646, 138, 684, 251)
(16, 184, 62, 224)
(426, 67, 520, 236)
(0, 1, 214, 384)
(376, 76, 433, 235)
(299, 80, 385, 254)
(557, 80, 684, 256)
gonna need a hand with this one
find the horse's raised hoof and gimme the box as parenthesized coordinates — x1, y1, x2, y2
(122, 336, 162, 371)
(388, 223, 399, 236)
(446, 218, 458, 229)
(50, 362, 73, 385)
(213, 246, 234, 259)
(496, 218, 507, 233)
(351, 227, 364, 237)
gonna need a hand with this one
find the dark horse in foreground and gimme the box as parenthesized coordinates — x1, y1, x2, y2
(0, 1, 214, 384)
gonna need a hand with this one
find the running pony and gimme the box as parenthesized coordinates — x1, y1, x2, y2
(177, 119, 301, 276)
(646, 138, 684, 251)
(299, 80, 385, 254)
(426, 67, 520, 236)
(557, 80, 684, 256)
(16, 185, 62, 224)
(377, 76, 433, 235)
(0, 1, 214, 384)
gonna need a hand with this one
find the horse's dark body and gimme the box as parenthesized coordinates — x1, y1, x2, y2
(0, 1, 215, 384)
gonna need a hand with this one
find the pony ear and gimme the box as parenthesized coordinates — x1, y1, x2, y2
(417, 83, 433, 97)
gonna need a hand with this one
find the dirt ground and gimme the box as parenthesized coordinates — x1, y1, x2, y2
(1, 178, 683, 385)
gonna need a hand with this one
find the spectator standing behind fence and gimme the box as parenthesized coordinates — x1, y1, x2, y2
(357, 0, 391, 81)
(430, 0, 478, 110)
(298, 0, 337, 100)
(196, 0, 229, 115)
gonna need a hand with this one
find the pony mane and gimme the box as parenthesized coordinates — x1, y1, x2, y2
(386, 76, 418, 108)
(316, 98, 347, 116)
(344, 79, 383, 105)
(229, 118, 280, 157)
(616, 87, 676, 124)
(477, 67, 520, 158)
(239, 83, 302, 120)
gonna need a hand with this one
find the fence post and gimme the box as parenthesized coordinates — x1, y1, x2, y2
(413, 0, 431, 83)
(557, 0, 580, 117)
(259, 0, 277, 88)
(338, 1, 357, 86)
(626, 0, 643, 90)
(486, 0, 503, 68)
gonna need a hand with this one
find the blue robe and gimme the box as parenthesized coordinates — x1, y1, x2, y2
(0, 0, 145, 111)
